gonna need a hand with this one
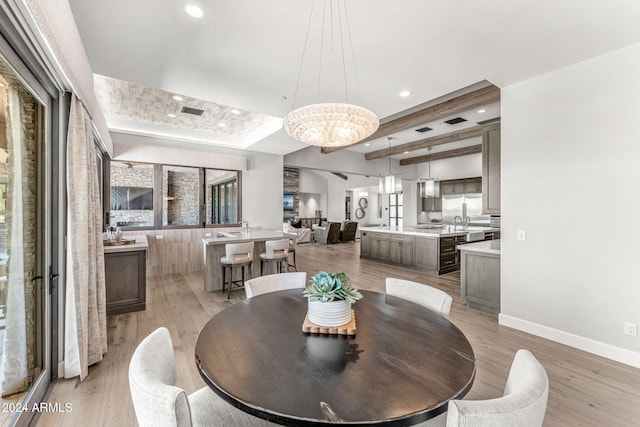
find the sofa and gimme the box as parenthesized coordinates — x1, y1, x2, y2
(282, 223, 312, 244)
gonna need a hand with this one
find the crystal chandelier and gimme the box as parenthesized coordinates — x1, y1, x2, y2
(419, 147, 439, 197)
(283, 0, 379, 148)
(379, 137, 402, 194)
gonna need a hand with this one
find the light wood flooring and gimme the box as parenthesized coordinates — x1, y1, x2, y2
(36, 242, 640, 426)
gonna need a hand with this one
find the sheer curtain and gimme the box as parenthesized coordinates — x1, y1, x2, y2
(64, 95, 106, 380)
(0, 85, 29, 396)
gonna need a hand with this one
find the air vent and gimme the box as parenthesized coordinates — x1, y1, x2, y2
(415, 126, 433, 133)
(444, 117, 467, 125)
(181, 106, 205, 116)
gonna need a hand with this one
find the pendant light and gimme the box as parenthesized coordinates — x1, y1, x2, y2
(420, 147, 439, 198)
(283, 0, 379, 148)
(379, 137, 402, 194)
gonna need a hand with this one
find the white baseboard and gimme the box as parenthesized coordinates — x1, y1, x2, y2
(499, 314, 640, 369)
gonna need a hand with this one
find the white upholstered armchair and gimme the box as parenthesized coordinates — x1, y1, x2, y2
(282, 222, 311, 244)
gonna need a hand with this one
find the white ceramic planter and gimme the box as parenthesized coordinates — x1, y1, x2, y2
(308, 299, 351, 326)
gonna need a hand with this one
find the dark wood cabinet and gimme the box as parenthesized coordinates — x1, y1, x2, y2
(465, 177, 482, 194)
(105, 250, 147, 316)
(439, 235, 466, 274)
(441, 179, 466, 195)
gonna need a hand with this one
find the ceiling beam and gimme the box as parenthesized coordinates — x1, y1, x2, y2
(365, 126, 482, 160)
(400, 144, 482, 166)
(320, 84, 500, 154)
(331, 172, 348, 180)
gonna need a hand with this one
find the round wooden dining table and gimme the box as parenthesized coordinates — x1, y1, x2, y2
(195, 289, 475, 426)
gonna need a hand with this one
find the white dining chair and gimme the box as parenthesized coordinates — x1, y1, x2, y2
(419, 349, 549, 427)
(385, 278, 453, 318)
(129, 327, 277, 427)
(245, 272, 307, 298)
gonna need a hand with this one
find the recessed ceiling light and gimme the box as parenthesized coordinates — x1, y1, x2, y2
(167, 113, 176, 118)
(231, 109, 241, 115)
(365, 143, 370, 147)
(477, 109, 486, 113)
(218, 123, 226, 127)
(184, 4, 204, 18)
(398, 90, 412, 98)
(404, 151, 409, 154)
(172, 95, 184, 101)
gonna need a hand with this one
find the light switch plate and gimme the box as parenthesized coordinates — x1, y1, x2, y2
(517, 230, 527, 241)
(156, 235, 164, 240)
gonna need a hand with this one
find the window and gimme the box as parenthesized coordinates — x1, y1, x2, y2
(206, 169, 239, 225)
(389, 192, 403, 227)
(163, 165, 200, 226)
(106, 160, 241, 229)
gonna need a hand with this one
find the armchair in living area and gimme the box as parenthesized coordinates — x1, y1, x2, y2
(282, 222, 311, 244)
(340, 221, 358, 242)
(314, 221, 341, 245)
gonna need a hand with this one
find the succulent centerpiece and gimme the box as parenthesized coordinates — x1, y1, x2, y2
(303, 271, 362, 327)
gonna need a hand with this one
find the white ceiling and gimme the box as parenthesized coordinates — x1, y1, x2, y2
(68, 0, 640, 158)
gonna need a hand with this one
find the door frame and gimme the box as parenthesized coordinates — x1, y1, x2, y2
(0, 8, 61, 426)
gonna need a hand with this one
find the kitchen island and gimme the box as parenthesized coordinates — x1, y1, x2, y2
(103, 236, 149, 315)
(202, 228, 287, 292)
(359, 226, 499, 275)
(458, 239, 501, 314)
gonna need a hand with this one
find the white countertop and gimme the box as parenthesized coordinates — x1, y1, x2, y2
(457, 239, 501, 255)
(359, 225, 500, 238)
(103, 235, 149, 253)
(202, 228, 286, 246)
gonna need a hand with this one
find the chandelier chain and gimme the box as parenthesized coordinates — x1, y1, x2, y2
(291, 0, 317, 110)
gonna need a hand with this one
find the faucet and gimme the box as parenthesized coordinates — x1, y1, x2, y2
(453, 216, 463, 230)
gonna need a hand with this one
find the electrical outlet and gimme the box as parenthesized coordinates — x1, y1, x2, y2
(624, 322, 637, 337)
(517, 230, 527, 241)
(205, 233, 212, 237)
(155, 235, 164, 240)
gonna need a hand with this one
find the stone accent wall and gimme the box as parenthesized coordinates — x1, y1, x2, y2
(166, 169, 199, 225)
(0, 61, 39, 391)
(283, 167, 299, 222)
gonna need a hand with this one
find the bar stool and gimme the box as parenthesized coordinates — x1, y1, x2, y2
(259, 239, 289, 275)
(220, 242, 254, 299)
(284, 233, 298, 272)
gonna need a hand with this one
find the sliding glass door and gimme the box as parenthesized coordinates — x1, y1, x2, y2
(0, 43, 55, 425)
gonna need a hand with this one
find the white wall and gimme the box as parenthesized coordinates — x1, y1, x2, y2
(415, 149, 482, 181)
(349, 186, 381, 225)
(299, 193, 323, 217)
(111, 133, 283, 231)
(312, 172, 381, 221)
(500, 42, 640, 367)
